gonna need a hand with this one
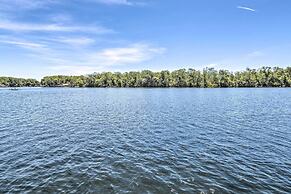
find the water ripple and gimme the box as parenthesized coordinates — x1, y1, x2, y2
(0, 88, 290, 193)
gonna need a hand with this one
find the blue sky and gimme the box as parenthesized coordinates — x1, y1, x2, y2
(0, 0, 291, 79)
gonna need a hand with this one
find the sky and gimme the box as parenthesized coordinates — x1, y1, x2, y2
(0, 0, 291, 79)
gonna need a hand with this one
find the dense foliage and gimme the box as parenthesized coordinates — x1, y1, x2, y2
(40, 67, 291, 88)
(0, 77, 39, 87)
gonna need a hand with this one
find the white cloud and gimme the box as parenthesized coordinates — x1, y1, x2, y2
(247, 51, 264, 57)
(206, 64, 218, 68)
(0, 39, 45, 49)
(237, 6, 256, 12)
(90, 43, 166, 66)
(49, 14, 73, 23)
(94, 0, 133, 5)
(92, 0, 146, 6)
(0, 0, 57, 10)
(0, 20, 113, 33)
(0, 0, 145, 11)
(49, 37, 96, 46)
(0, 34, 165, 75)
(48, 65, 104, 75)
(40, 43, 166, 75)
(2, 36, 95, 52)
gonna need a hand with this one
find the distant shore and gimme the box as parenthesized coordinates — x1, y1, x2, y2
(1, 66, 291, 88)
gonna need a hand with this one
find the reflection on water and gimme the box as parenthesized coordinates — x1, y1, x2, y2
(0, 88, 290, 193)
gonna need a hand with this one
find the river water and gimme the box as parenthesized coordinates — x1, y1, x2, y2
(0, 88, 290, 193)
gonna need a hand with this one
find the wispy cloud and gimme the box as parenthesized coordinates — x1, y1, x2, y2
(0, 39, 46, 49)
(94, 0, 132, 5)
(42, 43, 165, 75)
(49, 14, 73, 23)
(92, 0, 146, 6)
(0, 20, 113, 33)
(247, 51, 264, 57)
(206, 64, 218, 68)
(1, 38, 166, 75)
(48, 65, 104, 75)
(0, 0, 58, 10)
(91, 43, 166, 66)
(237, 6, 256, 12)
(45, 43, 166, 75)
(49, 37, 96, 47)
(0, 0, 145, 10)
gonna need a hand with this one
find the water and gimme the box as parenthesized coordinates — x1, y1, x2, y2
(0, 88, 290, 194)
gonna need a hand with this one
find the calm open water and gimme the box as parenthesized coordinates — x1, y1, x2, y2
(0, 88, 290, 194)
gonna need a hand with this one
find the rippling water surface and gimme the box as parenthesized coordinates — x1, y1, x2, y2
(0, 88, 290, 193)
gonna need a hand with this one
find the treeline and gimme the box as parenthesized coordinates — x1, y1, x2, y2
(0, 77, 39, 87)
(1, 67, 290, 88)
(40, 67, 291, 88)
